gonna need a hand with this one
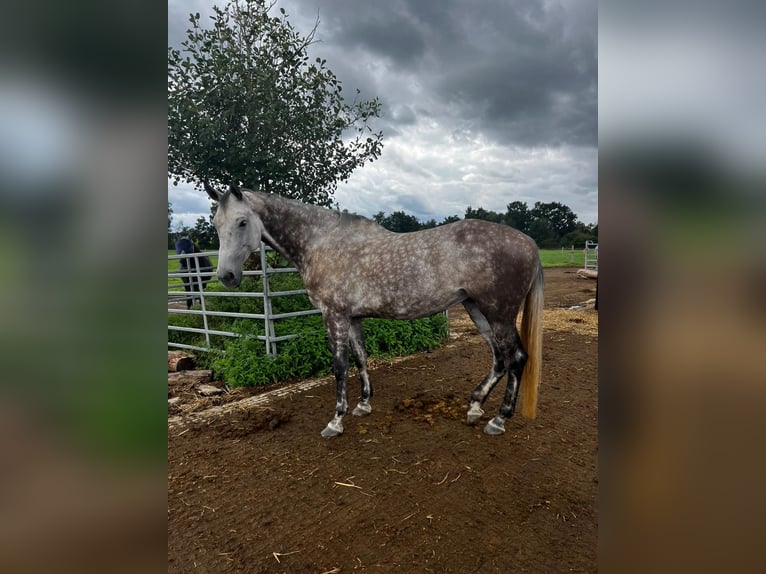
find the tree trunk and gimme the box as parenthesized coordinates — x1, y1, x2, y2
(167, 370, 212, 385)
(168, 351, 196, 372)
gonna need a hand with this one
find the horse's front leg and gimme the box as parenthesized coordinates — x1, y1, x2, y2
(321, 315, 351, 438)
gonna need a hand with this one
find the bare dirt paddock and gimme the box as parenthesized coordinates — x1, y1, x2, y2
(168, 268, 598, 573)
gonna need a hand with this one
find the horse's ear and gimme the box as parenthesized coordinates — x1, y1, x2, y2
(203, 180, 220, 202)
(229, 184, 243, 201)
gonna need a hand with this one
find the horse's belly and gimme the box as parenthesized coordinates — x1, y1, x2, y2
(355, 289, 465, 320)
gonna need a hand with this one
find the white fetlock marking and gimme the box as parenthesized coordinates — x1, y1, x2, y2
(352, 401, 372, 416)
(466, 402, 484, 424)
(320, 417, 344, 438)
(483, 416, 506, 435)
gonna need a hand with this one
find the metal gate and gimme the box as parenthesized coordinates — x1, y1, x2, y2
(168, 243, 322, 355)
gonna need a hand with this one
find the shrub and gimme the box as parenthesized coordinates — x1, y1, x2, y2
(213, 313, 449, 387)
(210, 321, 331, 387)
(167, 313, 205, 348)
(363, 314, 448, 358)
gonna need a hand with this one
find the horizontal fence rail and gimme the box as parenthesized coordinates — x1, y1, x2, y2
(168, 244, 322, 355)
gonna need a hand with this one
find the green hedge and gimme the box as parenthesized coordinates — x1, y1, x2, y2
(212, 313, 448, 387)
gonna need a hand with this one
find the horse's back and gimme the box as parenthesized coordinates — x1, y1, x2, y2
(447, 218, 538, 272)
(428, 219, 538, 306)
(391, 219, 538, 277)
(304, 218, 538, 319)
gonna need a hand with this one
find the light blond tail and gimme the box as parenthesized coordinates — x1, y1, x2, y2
(520, 259, 544, 419)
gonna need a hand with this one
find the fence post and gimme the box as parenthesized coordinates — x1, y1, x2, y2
(260, 243, 278, 356)
(583, 240, 598, 271)
(194, 253, 211, 350)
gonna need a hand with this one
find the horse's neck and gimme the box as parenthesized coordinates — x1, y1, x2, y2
(252, 193, 336, 270)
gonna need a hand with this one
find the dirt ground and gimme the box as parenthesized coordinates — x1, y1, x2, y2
(168, 268, 598, 573)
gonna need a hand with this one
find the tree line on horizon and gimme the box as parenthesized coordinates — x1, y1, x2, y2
(371, 200, 597, 248)
(169, 198, 597, 251)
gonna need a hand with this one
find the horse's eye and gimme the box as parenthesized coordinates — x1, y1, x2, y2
(239, 220, 247, 228)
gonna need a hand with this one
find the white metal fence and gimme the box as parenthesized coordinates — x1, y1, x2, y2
(584, 240, 598, 271)
(168, 243, 322, 355)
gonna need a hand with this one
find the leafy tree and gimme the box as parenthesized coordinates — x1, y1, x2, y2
(192, 215, 219, 249)
(464, 206, 504, 224)
(172, 223, 193, 242)
(439, 215, 461, 226)
(375, 211, 422, 233)
(168, 0, 383, 206)
(561, 222, 597, 247)
(168, 202, 175, 248)
(505, 200, 531, 233)
(529, 201, 578, 239)
(390, 211, 422, 232)
(527, 217, 558, 248)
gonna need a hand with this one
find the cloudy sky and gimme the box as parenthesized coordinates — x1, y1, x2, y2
(168, 0, 597, 228)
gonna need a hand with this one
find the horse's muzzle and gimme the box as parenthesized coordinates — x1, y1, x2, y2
(218, 270, 241, 288)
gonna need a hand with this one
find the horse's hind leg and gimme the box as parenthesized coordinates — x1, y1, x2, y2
(321, 314, 351, 438)
(484, 339, 527, 435)
(463, 301, 508, 424)
(349, 319, 373, 416)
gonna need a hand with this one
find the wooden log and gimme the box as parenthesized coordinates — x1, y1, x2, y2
(168, 351, 196, 372)
(167, 370, 212, 385)
(197, 384, 224, 397)
(576, 269, 598, 279)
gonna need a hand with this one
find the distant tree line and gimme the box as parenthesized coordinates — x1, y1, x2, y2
(169, 199, 596, 251)
(373, 200, 597, 248)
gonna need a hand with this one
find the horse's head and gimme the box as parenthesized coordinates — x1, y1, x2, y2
(174, 236, 194, 255)
(205, 182, 264, 288)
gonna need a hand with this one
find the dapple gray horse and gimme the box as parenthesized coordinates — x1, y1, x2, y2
(205, 183, 544, 438)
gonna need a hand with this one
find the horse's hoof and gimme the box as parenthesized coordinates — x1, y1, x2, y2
(466, 404, 484, 425)
(483, 416, 506, 435)
(352, 402, 372, 416)
(320, 420, 344, 438)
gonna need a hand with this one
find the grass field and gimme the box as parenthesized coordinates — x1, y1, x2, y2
(538, 247, 586, 268)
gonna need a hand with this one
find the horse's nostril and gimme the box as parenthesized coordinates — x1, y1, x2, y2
(219, 270, 236, 285)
